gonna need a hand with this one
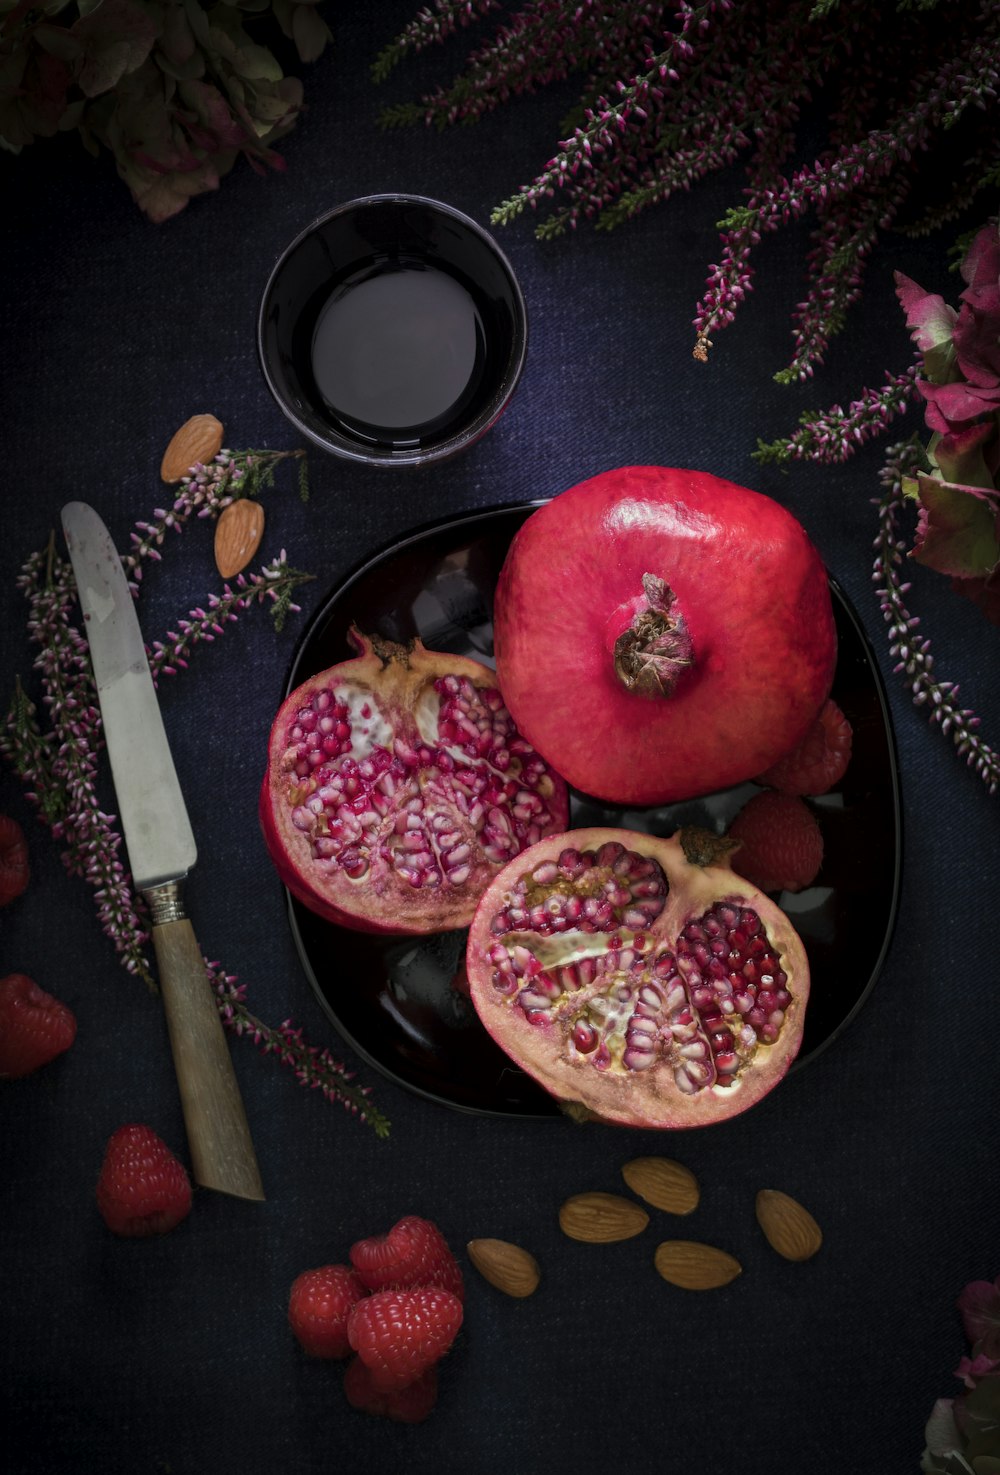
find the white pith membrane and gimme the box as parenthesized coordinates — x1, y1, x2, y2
(278, 670, 562, 897)
(482, 840, 796, 1106)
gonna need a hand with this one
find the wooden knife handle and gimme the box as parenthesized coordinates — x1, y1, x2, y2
(150, 902, 265, 1202)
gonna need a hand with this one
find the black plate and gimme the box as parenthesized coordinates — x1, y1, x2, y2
(282, 504, 902, 1117)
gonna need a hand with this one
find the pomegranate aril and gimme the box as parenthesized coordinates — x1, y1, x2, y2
(573, 1022, 599, 1053)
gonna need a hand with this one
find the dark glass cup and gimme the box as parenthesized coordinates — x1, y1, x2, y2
(257, 194, 528, 467)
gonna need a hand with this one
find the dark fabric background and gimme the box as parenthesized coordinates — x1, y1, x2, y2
(2, 7, 997, 1473)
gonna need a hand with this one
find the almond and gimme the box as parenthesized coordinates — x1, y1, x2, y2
(622, 1157, 700, 1216)
(467, 1238, 541, 1298)
(558, 1191, 649, 1243)
(755, 1189, 823, 1262)
(654, 1240, 742, 1290)
(214, 499, 265, 579)
(160, 414, 225, 483)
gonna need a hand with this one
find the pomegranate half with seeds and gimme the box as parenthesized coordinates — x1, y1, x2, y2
(467, 827, 810, 1128)
(493, 466, 837, 806)
(260, 630, 569, 935)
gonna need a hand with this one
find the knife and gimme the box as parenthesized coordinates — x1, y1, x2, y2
(61, 501, 265, 1202)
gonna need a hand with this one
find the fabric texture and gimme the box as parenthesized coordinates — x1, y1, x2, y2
(1, 7, 997, 1473)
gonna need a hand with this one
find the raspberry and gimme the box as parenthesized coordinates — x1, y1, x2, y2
(0, 815, 30, 906)
(755, 698, 853, 796)
(347, 1288, 463, 1391)
(343, 1357, 439, 1423)
(289, 1265, 367, 1358)
(728, 791, 824, 894)
(0, 973, 76, 1079)
(349, 1215, 465, 1301)
(95, 1124, 193, 1237)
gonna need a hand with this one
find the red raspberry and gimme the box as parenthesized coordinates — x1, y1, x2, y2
(755, 698, 853, 796)
(343, 1357, 439, 1423)
(0, 815, 30, 906)
(349, 1215, 465, 1301)
(96, 1124, 192, 1237)
(289, 1265, 367, 1358)
(728, 791, 824, 894)
(0, 973, 76, 1079)
(347, 1288, 463, 1391)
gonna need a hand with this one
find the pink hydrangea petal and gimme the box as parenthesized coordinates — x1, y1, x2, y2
(917, 377, 1000, 429)
(954, 302, 1000, 387)
(955, 1352, 1000, 1389)
(957, 1276, 1000, 1358)
(960, 222, 1000, 294)
(894, 270, 958, 356)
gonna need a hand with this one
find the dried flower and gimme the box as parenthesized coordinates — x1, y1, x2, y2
(378, 0, 1000, 379)
(893, 222, 1000, 623)
(2, 446, 388, 1133)
(0, 1, 332, 221)
(921, 1270, 1000, 1473)
(873, 441, 1000, 797)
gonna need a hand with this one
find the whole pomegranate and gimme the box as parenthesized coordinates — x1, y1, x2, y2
(260, 630, 569, 935)
(466, 827, 810, 1128)
(493, 466, 837, 805)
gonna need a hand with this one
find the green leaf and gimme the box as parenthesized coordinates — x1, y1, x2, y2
(232, 42, 283, 80)
(911, 472, 1000, 580)
(0, 98, 34, 150)
(183, 0, 211, 48)
(291, 2, 330, 63)
(78, 39, 134, 97)
(33, 24, 84, 61)
(157, 47, 205, 80)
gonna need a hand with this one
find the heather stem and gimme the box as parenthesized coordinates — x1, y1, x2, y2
(873, 441, 1000, 796)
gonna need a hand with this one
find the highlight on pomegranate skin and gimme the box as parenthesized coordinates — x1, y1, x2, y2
(259, 629, 570, 935)
(493, 465, 838, 807)
(466, 827, 810, 1129)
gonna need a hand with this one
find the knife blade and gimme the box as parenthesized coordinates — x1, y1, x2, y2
(62, 501, 264, 1202)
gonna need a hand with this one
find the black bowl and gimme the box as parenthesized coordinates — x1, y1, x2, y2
(257, 195, 528, 467)
(277, 505, 903, 1118)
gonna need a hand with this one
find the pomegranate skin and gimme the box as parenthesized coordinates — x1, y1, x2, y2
(260, 631, 569, 936)
(467, 827, 810, 1129)
(493, 466, 837, 806)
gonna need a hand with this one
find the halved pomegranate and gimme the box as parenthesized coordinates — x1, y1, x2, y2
(493, 466, 838, 806)
(260, 630, 570, 935)
(467, 827, 810, 1128)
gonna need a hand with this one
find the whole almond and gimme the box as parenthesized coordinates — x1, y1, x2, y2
(160, 413, 225, 483)
(467, 1239, 541, 1298)
(214, 499, 265, 579)
(654, 1240, 742, 1290)
(755, 1189, 823, 1262)
(559, 1192, 649, 1243)
(622, 1157, 700, 1216)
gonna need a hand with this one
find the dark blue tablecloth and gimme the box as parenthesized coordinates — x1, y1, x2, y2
(2, 7, 997, 1472)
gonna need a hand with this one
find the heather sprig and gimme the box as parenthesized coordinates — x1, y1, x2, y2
(753, 365, 921, 465)
(873, 440, 999, 797)
(2, 540, 155, 984)
(379, 0, 999, 378)
(372, 0, 501, 83)
(125, 447, 308, 589)
(694, 10, 1000, 365)
(147, 553, 314, 680)
(211, 963, 391, 1137)
(2, 452, 389, 1133)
